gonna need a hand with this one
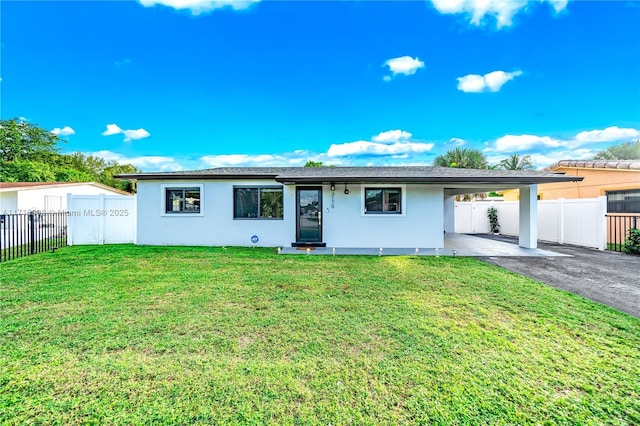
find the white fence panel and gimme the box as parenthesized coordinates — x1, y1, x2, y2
(67, 194, 136, 245)
(537, 201, 559, 243)
(454, 203, 474, 233)
(495, 203, 519, 236)
(455, 197, 606, 250)
(562, 198, 606, 248)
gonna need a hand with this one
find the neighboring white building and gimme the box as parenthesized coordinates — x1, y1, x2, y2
(117, 167, 582, 249)
(0, 182, 132, 213)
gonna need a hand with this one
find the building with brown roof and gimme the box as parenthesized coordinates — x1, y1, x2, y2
(501, 160, 640, 213)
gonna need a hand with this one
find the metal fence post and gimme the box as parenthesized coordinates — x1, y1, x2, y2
(29, 212, 35, 255)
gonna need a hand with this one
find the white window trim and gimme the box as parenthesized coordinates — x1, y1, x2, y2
(360, 184, 406, 217)
(160, 183, 204, 217)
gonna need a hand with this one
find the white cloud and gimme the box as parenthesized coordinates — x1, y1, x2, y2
(448, 137, 466, 146)
(383, 56, 425, 80)
(372, 130, 412, 143)
(102, 124, 122, 136)
(489, 126, 640, 154)
(51, 126, 75, 136)
(199, 154, 304, 168)
(482, 126, 640, 168)
(327, 130, 433, 158)
(492, 134, 561, 153)
(430, 0, 568, 29)
(137, 0, 260, 14)
(102, 123, 151, 142)
(122, 128, 151, 142)
(526, 149, 595, 168)
(88, 150, 183, 172)
(328, 141, 434, 158)
(457, 70, 522, 93)
(574, 126, 640, 144)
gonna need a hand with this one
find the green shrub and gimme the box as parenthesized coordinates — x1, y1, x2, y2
(623, 228, 640, 255)
(487, 207, 500, 234)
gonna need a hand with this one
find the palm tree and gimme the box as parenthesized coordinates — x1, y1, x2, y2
(433, 147, 487, 169)
(499, 154, 535, 170)
(433, 148, 488, 201)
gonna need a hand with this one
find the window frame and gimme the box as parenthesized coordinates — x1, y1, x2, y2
(361, 185, 406, 217)
(233, 185, 284, 220)
(607, 189, 640, 213)
(160, 184, 204, 216)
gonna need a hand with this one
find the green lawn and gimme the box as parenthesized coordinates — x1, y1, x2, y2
(1, 246, 639, 424)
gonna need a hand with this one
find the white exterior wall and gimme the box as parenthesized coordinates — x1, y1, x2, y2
(136, 180, 295, 247)
(136, 180, 445, 248)
(11, 184, 127, 212)
(323, 184, 444, 248)
(0, 192, 18, 213)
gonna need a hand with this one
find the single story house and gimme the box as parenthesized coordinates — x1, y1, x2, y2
(0, 182, 132, 213)
(501, 160, 640, 213)
(117, 166, 582, 250)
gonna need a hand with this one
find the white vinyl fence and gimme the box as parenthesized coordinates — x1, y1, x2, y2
(67, 194, 136, 245)
(455, 197, 607, 250)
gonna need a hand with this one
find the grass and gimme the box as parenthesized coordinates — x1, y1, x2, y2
(0, 237, 67, 262)
(1, 245, 639, 424)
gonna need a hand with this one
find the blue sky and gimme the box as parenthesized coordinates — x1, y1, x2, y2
(1, 0, 639, 171)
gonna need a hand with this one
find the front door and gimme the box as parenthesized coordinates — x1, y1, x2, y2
(296, 187, 322, 243)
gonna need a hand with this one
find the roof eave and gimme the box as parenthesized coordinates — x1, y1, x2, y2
(275, 176, 584, 185)
(115, 173, 280, 180)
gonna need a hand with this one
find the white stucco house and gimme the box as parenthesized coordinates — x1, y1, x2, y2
(117, 166, 582, 250)
(0, 182, 132, 213)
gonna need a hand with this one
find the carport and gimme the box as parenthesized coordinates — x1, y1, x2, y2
(444, 183, 545, 249)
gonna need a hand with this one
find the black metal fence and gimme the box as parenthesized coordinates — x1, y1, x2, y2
(606, 213, 639, 253)
(0, 212, 67, 263)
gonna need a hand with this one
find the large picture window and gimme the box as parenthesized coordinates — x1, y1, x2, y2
(365, 188, 402, 214)
(165, 187, 201, 214)
(234, 187, 283, 219)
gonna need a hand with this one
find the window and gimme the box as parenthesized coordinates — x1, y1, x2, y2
(607, 189, 640, 213)
(365, 188, 402, 214)
(234, 187, 283, 219)
(165, 187, 201, 214)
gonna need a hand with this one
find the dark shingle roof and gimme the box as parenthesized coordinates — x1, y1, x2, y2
(116, 166, 582, 185)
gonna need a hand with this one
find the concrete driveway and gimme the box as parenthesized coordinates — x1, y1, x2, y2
(476, 235, 640, 318)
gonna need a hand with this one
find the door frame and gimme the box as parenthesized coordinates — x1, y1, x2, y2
(295, 186, 323, 243)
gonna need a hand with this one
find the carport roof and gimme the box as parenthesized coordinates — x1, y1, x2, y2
(116, 166, 583, 185)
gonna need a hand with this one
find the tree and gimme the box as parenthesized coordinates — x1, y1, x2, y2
(0, 118, 60, 162)
(304, 160, 323, 167)
(593, 141, 640, 160)
(433, 147, 487, 169)
(0, 159, 56, 182)
(433, 147, 488, 201)
(0, 118, 139, 192)
(499, 154, 535, 170)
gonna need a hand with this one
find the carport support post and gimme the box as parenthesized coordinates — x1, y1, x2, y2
(519, 184, 538, 249)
